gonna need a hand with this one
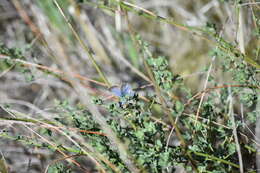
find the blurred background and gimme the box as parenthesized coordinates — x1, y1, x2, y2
(0, 0, 259, 172)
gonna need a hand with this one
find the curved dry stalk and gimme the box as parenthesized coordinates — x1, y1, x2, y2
(227, 88, 244, 173)
(0, 55, 106, 86)
(53, 0, 111, 87)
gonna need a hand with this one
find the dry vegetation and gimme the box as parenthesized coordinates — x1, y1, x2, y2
(0, 0, 259, 173)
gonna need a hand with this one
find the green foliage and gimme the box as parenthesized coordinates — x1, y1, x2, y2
(0, 43, 24, 69)
(48, 163, 72, 173)
(1, 33, 259, 171)
(147, 56, 174, 92)
(0, 43, 36, 81)
(47, 35, 258, 172)
(0, 43, 25, 60)
(104, 96, 178, 172)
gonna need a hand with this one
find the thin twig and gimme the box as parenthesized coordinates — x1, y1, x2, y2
(0, 54, 107, 87)
(194, 55, 215, 126)
(53, 0, 111, 87)
(227, 88, 244, 173)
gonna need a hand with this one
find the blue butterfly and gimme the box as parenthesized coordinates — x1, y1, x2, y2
(110, 83, 135, 97)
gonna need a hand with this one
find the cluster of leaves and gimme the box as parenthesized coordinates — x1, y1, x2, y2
(179, 42, 259, 171)
(0, 43, 24, 69)
(56, 100, 128, 172)
(0, 43, 35, 81)
(212, 39, 259, 121)
(104, 95, 184, 172)
(48, 163, 72, 173)
(0, 43, 25, 60)
(136, 34, 258, 171)
(147, 56, 174, 93)
(55, 94, 186, 172)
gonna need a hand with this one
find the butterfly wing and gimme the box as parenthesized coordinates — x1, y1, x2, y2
(110, 86, 122, 97)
